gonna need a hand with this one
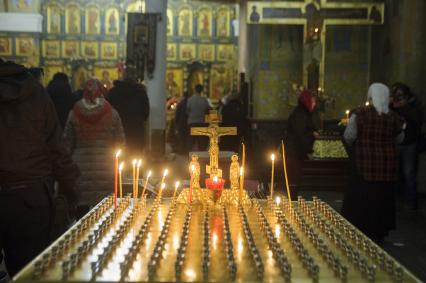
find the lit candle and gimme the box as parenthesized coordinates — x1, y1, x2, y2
(173, 181, 180, 200)
(345, 109, 350, 120)
(276, 196, 281, 206)
(270, 153, 275, 199)
(114, 149, 121, 208)
(160, 169, 169, 187)
(119, 161, 124, 200)
(213, 175, 218, 183)
(141, 170, 152, 199)
(159, 182, 166, 198)
(136, 159, 142, 200)
(189, 165, 195, 204)
(281, 141, 292, 208)
(132, 159, 137, 199)
(365, 101, 370, 106)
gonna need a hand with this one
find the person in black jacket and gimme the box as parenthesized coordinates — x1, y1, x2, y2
(391, 82, 424, 210)
(175, 92, 189, 154)
(0, 60, 80, 277)
(285, 89, 319, 192)
(47, 72, 76, 129)
(107, 72, 150, 156)
(220, 93, 246, 152)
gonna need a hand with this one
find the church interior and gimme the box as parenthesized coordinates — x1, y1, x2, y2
(1, 0, 426, 282)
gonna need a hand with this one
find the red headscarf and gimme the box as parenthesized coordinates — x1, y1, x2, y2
(83, 78, 106, 103)
(298, 89, 316, 113)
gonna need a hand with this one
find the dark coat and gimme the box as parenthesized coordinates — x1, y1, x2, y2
(63, 99, 125, 206)
(107, 80, 150, 155)
(220, 98, 245, 152)
(286, 105, 318, 159)
(392, 97, 423, 145)
(47, 78, 76, 129)
(0, 60, 80, 199)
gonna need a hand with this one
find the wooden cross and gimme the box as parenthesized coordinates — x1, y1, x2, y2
(247, 0, 384, 90)
(191, 110, 237, 178)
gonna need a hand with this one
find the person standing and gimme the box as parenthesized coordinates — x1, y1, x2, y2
(220, 93, 246, 152)
(391, 83, 424, 210)
(342, 83, 404, 243)
(64, 79, 125, 216)
(47, 72, 76, 129)
(175, 92, 189, 154)
(186, 84, 210, 151)
(285, 89, 319, 192)
(107, 71, 150, 156)
(0, 60, 80, 276)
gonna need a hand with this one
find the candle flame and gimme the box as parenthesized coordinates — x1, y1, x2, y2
(115, 149, 121, 158)
(314, 27, 319, 33)
(365, 101, 370, 106)
(213, 176, 218, 182)
(119, 162, 124, 171)
(345, 110, 350, 115)
(240, 167, 244, 176)
(276, 196, 281, 205)
(271, 154, 275, 161)
(163, 169, 169, 177)
(161, 183, 166, 189)
(175, 181, 180, 189)
(132, 159, 137, 166)
(137, 159, 142, 167)
(147, 170, 152, 178)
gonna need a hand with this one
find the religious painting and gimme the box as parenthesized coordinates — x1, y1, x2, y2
(217, 44, 234, 61)
(44, 65, 64, 86)
(62, 40, 79, 58)
(15, 38, 34, 56)
(85, 4, 100, 35)
(47, 3, 62, 33)
(126, 0, 145, 13)
(248, 4, 261, 23)
(369, 5, 383, 24)
(65, 3, 80, 34)
(82, 41, 98, 59)
(167, 43, 177, 61)
(8, 0, 39, 12)
(166, 68, 183, 99)
(178, 7, 193, 37)
(0, 37, 12, 56)
(72, 66, 89, 91)
(209, 65, 233, 101)
(179, 44, 196, 61)
(216, 7, 230, 37)
(187, 68, 204, 96)
(105, 7, 119, 35)
(167, 8, 174, 36)
(94, 67, 118, 90)
(199, 44, 214, 62)
(42, 40, 60, 58)
(197, 7, 212, 37)
(101, 42, 117, 60)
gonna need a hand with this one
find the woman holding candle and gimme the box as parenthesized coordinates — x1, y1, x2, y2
(64, 79, 125, 217)
(285, 89, 320, 195)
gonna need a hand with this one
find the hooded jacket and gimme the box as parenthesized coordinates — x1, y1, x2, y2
(0, 60, 79, 194)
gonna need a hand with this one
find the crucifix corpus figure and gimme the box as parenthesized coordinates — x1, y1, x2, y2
(191, 110, 237, 179)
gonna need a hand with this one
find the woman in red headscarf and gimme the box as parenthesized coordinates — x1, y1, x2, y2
(64, 78, 125, 217)
(285, 89, 320, 194)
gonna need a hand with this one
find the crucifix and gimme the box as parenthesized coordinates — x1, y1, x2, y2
(247, 0, 384, 90)
(191, 110, 237, 179)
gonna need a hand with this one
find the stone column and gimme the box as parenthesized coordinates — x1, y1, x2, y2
(238, 2, 248, 74)
(145, 0, 167, 159)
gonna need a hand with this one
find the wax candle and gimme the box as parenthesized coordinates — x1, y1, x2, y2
(270, 153, 275, 199)
(173, 181, 180, 200)
(159, 182, 166, 198)
(114, 149, 121, 208)
(141, 170, 152, 199)
(365, 101, 370, 106)
(239, 167, 244, 203)
(281, 141, 292, 207)
(345, 109, 350, 120)
(136, 159, 141, 200)
(119, 161, 124, 200)
(160, 169, 168, 187)
(132, 159, 137, 199)
(189, 165, 195, 204)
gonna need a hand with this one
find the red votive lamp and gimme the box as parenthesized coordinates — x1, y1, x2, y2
(205, 176, 225, 202)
